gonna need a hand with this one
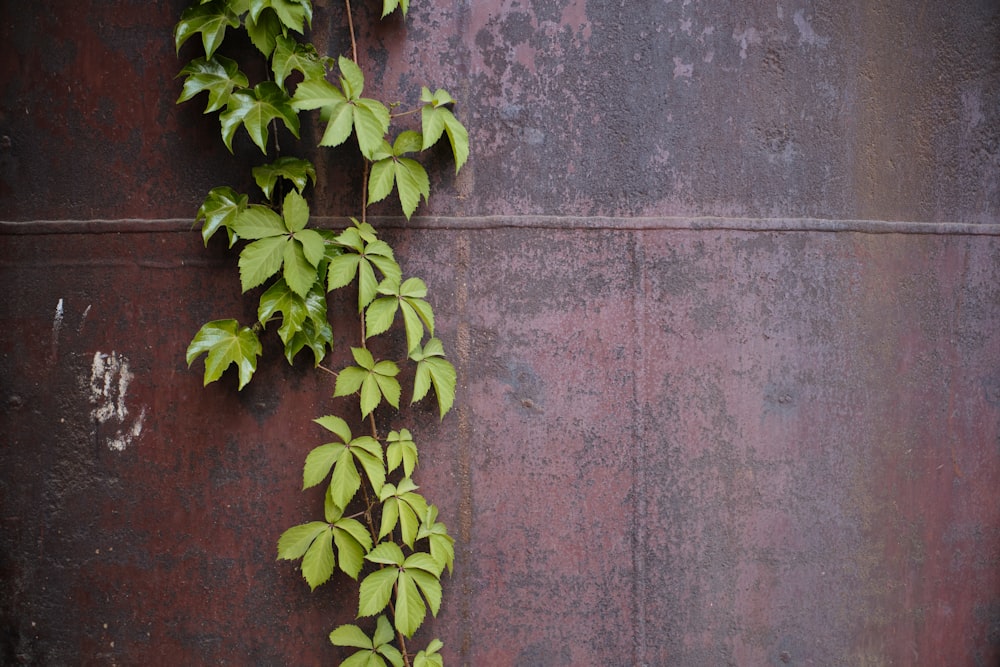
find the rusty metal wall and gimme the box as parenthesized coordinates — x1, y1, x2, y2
(3, 1, 1000, 665)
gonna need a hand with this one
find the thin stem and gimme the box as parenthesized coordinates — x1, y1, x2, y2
(316, 364, 339, 377)
(345, 0, 358, 63)
(361, 159, 370, 224)
(389, 107, 422, 119)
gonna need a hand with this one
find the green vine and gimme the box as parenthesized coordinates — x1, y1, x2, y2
(174, 1, 468, 664)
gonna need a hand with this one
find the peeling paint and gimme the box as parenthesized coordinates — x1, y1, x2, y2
(89, 350, 144, 451)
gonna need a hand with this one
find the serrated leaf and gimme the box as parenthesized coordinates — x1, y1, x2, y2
(196, 186, 247, 247)
(329, 624, 373, 649)
(301, 526, 335, 590)
(327, 253, 361, 291)
(253, 157, 316, 200)
(239, 236, 286, 291)
(315, 415, 353, 443)
(276, 521, 329, 560)
(220, 82, 300, 153)
(284, 316, 333, 366)
(259, 278, 306, 339)
(393, 157, 429, 219)
(330, 446, 362, 509)
(282, 237, 317, 297)
(186, 319, 262, 389)
(393, 130, 423, 155)
(417, 505, 455, 574)
(421, 103, 468, 171)
(359, 567, 398, 617)
(303, 443, 343, 489)
(270, 0, 312, 33)
(297, 229, 325, 267)
(333, 518, 370, 578)
(334, 365, 367, 398)
(386, 429, 418, 478)
(367, 158, 395, 206)
(408, 568, 442, 617)
(177, 55, 249, 113)
(282, 190, 310, 232)
(410, 339, 456, 417)
(174, 1, 240, 58)
(366, 541, 405, 566)
(233, 205, 285, 239)
(394, 572, 426, 637)
(353, 99, 391, 159)
(365, 296, 398, 339)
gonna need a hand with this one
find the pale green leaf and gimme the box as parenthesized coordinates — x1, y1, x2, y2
(329, 624, 373, 650)
(393, 157, 429, 219)
(186, 319, 262, 389)
(333, 366, 367, 397)
(314, 415, 352, 443)
(330, 447, 361, 509)
(365, 297, 398, 339)
(327, 253, 361, 291)
(359, 567, 398, 617)
(301, 525, 335, 590)
(359, 374, 382, 417)
(373, 615, 395, 649)
(332, 519, 370, 579)
(393, 130, 423, 155)
(378, 498, 399, 541)
(353, 100, 391, 159)
(394, 572, 426, 637)
(338, 56, 364, 99)
(282, 190, 309, 232)
(386, 429, 417, 478)
(276, 521, 329, 560)
(303, 443, 343, 489)
(368, 158, 395, 206)
(366, 541, 404, 566)
(408, 568, 442, 617)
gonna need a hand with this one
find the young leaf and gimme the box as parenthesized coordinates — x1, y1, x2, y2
(332, 517, 372, 578)
(393, 572, 426, 637)
(329, 624, 373, 650)
(413, 639, 445, 667)
(410, 338, 456, 417)
(334, 348, 401, 417)
(186, 319, 262, 389)
(303, 442, 344, 489)
(381, 0, 410, 18)
(386, 429, 418, 478)
(420, 87, 469, 171)
(195, 186, 247, 247)
(176, 56, 249, 113)
(174, 1, 240, 58)
(417, 505, 455, 574)
(220, 82, 300, 153)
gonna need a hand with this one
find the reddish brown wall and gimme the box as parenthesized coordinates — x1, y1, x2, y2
(2, 1, 1000, 665)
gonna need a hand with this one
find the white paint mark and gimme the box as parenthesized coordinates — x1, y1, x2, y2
(793, 9, 829, 47)
(50, 299, 64, 362)
(89, 351, 146, 452)
(79, 304, 92, 332)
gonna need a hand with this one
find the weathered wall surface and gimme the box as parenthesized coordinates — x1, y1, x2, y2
(2, 1, 1000, 665)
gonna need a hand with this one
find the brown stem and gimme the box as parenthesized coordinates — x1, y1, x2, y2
(345, 0, 358, 63)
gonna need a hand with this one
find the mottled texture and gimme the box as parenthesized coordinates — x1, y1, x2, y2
(2, 0, 1000, 666)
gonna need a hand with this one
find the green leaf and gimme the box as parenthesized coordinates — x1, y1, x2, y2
(408, 567, 443, 616)
(365, 295, 398, 339)
(359, 567, 398, 617)
(421, 98, 468, 171)
(282, 236, 317, 297)
(174, 1, 240, 58)
(238, 236, 286, 292)
(381, 0, 409, 18)
(333, 365, 367, 398)
(272, 34, 326, 85)
(220, 82, 300, 153)
(413, 639, 444, 667)
(284, 317, 333, 366)
(386, 429, 418, 478)
(186, 319, 262, 389)
(327, 253, 362, 291)
(233, 204, 285, 239)
(366, 541, 405, 566)
(393, 571, 426, 637)
(291, 79, 353, 147)
(332, 518, 371, 578)
(301, 525, 335, 590)
(417, 505, 455, 574)
(353, 99, 391, 159)
(367, 157, 396, 206)
(329, 446, 362, 509)
(176, 56, 249, 113)
(393, 158, 430, 219)
(410, 338, 456, 417)
(245, 7, 282, 57)
(252, 157, 316, 200)
(329, 624, 374, 650)
(276, 521, 329, 560)
(297, 229, 326, 267)
(303, 443, 344, 489)
(282, 190, 309, 232)
(196, 186, 247, 247)
(258, 278, 305, 341)
(315, 415, 353, 443)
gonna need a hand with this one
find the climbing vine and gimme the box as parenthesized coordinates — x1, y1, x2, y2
(174, 1, 468, 664)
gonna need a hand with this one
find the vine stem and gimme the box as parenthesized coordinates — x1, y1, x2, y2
(345, 0, 358, 63)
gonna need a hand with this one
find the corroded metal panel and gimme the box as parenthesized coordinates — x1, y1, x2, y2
(2, 0, 1000, 665)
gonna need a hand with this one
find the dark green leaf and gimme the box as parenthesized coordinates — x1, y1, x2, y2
(220, 82, 300, 153)
(176, 55, 248, 113)
(196, 186, 247, 247)
(238, 236, 286, 292)
(252, 157, 316, 200)
(272, 34, 326, 85)
(245, 7, 282, 57)
(174, 1, 240, 58)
